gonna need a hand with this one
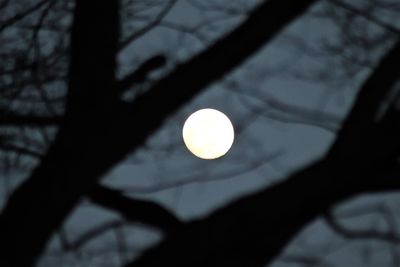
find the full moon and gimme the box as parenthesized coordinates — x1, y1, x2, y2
(182, 108, 234, 159)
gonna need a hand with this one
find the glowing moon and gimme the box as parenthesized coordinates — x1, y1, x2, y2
(182, 108, 234, 159)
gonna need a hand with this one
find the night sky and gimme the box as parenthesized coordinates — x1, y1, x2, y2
(1, 1, 400, 267)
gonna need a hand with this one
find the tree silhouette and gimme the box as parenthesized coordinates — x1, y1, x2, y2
(0, 0, 400, 266)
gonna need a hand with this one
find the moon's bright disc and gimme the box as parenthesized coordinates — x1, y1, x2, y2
(182, 108, 234, 159)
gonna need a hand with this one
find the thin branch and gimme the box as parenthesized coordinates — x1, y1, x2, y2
(62, 220, 125, 251)
(324, 212, 400, 244)
(119, 0, 177, 50)
(0, 0, 49, 33)
(0, 143, 43, 158)
(280, 254, 335, 267)
(328, 0, 400, 35)
(231, 85, 341, 132)
(122, 150, 282, 194)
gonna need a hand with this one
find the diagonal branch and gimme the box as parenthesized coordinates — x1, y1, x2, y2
(0, 143, 43, 158)
(324, 212, 400, 244)
(88, 185, 183, 234)
(118, 55, 167, 93)
(328, 0, 400, 35)
(327, 39, 400, 161)
(119, 0, 177, 50)
(0, 0, 49, 33)
(62, 220, 125, 251)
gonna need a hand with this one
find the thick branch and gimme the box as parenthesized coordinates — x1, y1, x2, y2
(328, 39, 400, 161)
(88, 185, 183, 234)
(123, 0, 318, 124)
(125, 161, 362, 267)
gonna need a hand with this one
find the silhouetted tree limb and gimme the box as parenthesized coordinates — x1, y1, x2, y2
(0, 0, 49, 33)
(119, 0, 178, 50)
(118, 54, 167, 93)
(328, 0, 400, 35)
(122, 150, 282, 194)
(231, 85, 341, 132)
(61, 220, 125, 251)
(323, 39, 400, 177)
(121, 0, 319, 126)
(0, 143, 43, 158)
(88, 185, 183, 234)
(124, 160, 361, 267)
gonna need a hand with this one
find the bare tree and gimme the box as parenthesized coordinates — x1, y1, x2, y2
(0, 0, 400, 266)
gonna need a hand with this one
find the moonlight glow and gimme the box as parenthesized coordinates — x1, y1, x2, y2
(182, 108, 234, 159)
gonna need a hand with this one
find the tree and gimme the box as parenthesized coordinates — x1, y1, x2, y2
(0, 0, 400, 266)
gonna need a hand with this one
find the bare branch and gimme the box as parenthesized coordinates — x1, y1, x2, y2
(0, 0, 49, 33)
(88, 185, 183, 234)
(122, 150, 282, 194)
(280, 254, 335, 267)
(327, 39, 400, 162)
(324, 212, 400, 244)
(328, 0, 400, 35)
(0, 143, 43, 158)
(118, 54, 167, 93)
(62, 220, 125, 251)
(119, 0, 177, 50)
